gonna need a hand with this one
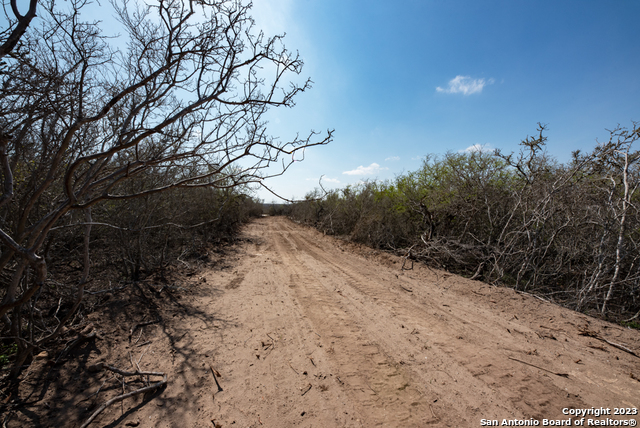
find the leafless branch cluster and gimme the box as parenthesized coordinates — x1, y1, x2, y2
(0, 0, 330, 377)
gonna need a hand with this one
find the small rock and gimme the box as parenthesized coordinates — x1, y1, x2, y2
(125, 420, 140, 427)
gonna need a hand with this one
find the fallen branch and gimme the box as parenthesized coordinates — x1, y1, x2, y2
(602, 339, 639, 358)
(81, 363, 166, 427)
(79, 373, 167, 428)
(508, 357, 569, 378)
(515, 289, 551, 304)
(579, 331, 639, 358)
(88, 362, 164, 378)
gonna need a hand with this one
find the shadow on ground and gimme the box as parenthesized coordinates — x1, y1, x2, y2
(0, 244, 244, 428)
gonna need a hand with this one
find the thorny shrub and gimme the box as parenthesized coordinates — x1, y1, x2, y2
(288, 123, 640, 320)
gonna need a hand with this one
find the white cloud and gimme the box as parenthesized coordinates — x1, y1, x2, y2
(385, 156, 400, 161)
(342, 163, 388, 176)
(306, 177, 340, 184)
(459, 143, 493, 153)
(323, 177, 340, 183)
(436, 75, 494, 95)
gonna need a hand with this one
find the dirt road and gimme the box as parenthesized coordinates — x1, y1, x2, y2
(72, 217, 640, 426)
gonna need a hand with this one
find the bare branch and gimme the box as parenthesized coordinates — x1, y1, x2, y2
(0, 0, 38, 58)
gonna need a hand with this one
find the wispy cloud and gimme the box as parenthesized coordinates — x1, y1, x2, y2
(385, 156, 400, 161)
(323, 177, 340, 183)
(343, 163, 388, 176)
(306, 177, 341, 184)
(459, 143, 493, 153)
(436, 75, 494, 95)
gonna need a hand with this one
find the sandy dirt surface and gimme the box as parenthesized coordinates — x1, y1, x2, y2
(7, 216, 640, 427)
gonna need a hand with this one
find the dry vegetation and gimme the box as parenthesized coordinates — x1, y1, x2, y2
(288, 123, 640, 321)
(0, 0, 330, 406)
(1, 0, 638, 424)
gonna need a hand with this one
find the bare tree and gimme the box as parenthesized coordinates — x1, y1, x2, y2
(590, 126, 640, 315)
(0, 0, 331, 375)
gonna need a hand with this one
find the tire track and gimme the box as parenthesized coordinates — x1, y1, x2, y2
(272, 219, 588, 421)
(194, 217, 639, 427)
(271, 221, 440, 426)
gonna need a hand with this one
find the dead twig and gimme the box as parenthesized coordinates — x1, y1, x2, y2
(301, 384, 312, 396)
(137, 345, 151, 366)
(266, 333, 276, 345)
(133, 328, 143, 345)
(79, 373, 167, 428)
(515, 289, 551, 303)
(209, 364, 223, 392)
(579, 331, 639, 358)
(399, 284, 413, 293)
(508, 357, 569, 378)
(88, 362, 164, 378)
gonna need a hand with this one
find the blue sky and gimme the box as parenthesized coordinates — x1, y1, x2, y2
(3, 1, 638, 202)
(251, 0, 640, 202)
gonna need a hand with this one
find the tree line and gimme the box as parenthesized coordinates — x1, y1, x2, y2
(287, 124, 640, 321)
